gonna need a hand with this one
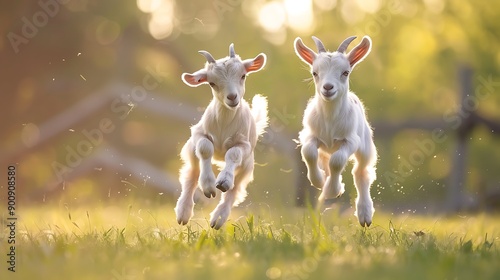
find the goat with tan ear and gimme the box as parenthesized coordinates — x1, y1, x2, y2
(294, 36, 377, 227)
(175, 44, 268, 229)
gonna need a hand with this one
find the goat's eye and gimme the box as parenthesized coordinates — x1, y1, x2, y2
(241, 75, 246, 80)
(342, 71, 349, 77)
(209, 82, 216, 87)
(312, 72, 318, 77)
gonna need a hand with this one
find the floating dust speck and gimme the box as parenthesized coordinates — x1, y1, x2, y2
(80, 74, 87, 81)
(195, 17, 204, 25)
(127, 102, 136, 115)
(121, 180, 137, 188)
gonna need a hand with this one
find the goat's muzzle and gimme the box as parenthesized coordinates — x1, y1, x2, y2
(226, 101, 240, 108)
(320, 83, 337, 99)
(225, 94, 240, 108)
(321, 89, 337, 100)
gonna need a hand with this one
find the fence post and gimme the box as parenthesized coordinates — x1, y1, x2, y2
(447, 65, 474, 211)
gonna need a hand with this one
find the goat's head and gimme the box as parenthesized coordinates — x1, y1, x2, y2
(294, 35, 371, 102)
(182, 44, 267, 109)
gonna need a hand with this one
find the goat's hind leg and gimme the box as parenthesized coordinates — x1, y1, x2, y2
(353, 142, 377, 227)
(175, 140, 200, 225)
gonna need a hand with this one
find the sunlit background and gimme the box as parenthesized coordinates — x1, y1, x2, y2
(1, 0, 499, 214)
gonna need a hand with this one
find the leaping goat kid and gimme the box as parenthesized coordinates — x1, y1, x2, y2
(294, 36, 377, 227)
(175, 44, 268, 229)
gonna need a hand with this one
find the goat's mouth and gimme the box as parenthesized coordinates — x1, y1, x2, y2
(225, 101, 240, 108)
(321, 90, 337, 99)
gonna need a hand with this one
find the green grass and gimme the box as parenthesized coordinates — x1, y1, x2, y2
(1, 202, 499, 280)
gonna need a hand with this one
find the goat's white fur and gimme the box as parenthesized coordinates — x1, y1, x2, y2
(294, 36, 377, 227)
(175, 44, 268, 229)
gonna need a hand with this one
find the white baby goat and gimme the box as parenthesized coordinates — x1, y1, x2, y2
(294, 36, 377, 227)
(174, 44, 268, 229)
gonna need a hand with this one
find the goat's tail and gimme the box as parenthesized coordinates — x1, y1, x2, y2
(250, 94, 269, 138)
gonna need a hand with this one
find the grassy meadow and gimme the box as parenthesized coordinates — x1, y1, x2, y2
(1, 201, 499, 280)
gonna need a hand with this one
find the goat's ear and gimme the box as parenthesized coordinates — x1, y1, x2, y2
(181, 69, 208, 87)
(294, 37, 316, 65)
(243, 53, 267, 74)
(347, 36, 372, 68)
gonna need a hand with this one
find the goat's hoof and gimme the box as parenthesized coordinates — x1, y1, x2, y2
(199, 173, 216, 195)
(210, 215, 227, 230)
(210, 206, 230, 229)
(174, 201, 194, 226)
(359, 220, 372, 227)
(203, 189, 216, 198)
(216, 181, 231, 192)
(210, 219, 221, 230)
(355, 200, 374, 228)
(215, 171, 234, 192)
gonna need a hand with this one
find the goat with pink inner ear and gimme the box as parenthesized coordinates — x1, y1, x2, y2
(175, 43, 268, 229)
(294, 35, 378, 227)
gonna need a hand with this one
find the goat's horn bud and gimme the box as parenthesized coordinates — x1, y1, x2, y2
(337, 36, 357, 53)
(312, 36, 326, 53)
(198, 50, 216, 63)
(229, 43, 235, 58)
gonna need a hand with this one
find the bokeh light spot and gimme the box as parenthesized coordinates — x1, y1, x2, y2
(22, 123, 40, 148)
(258, 1, 286, 33)
(95, 19, 121, 45)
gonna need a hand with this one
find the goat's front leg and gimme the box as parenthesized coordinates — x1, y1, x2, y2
(301, 137, 325, 189)
(210, 156, 254, 229)
(319, 138, 358, 201)
(196, 137, 217, 198)
(216, 143, 250, 192)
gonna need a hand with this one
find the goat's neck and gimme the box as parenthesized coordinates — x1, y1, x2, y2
(316, 92, 348, 118)
(212, 99, 238, 122)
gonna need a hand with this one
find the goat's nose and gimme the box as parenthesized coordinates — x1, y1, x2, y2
(323, 83, 334, 91)
(227, 94, 237, 101)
